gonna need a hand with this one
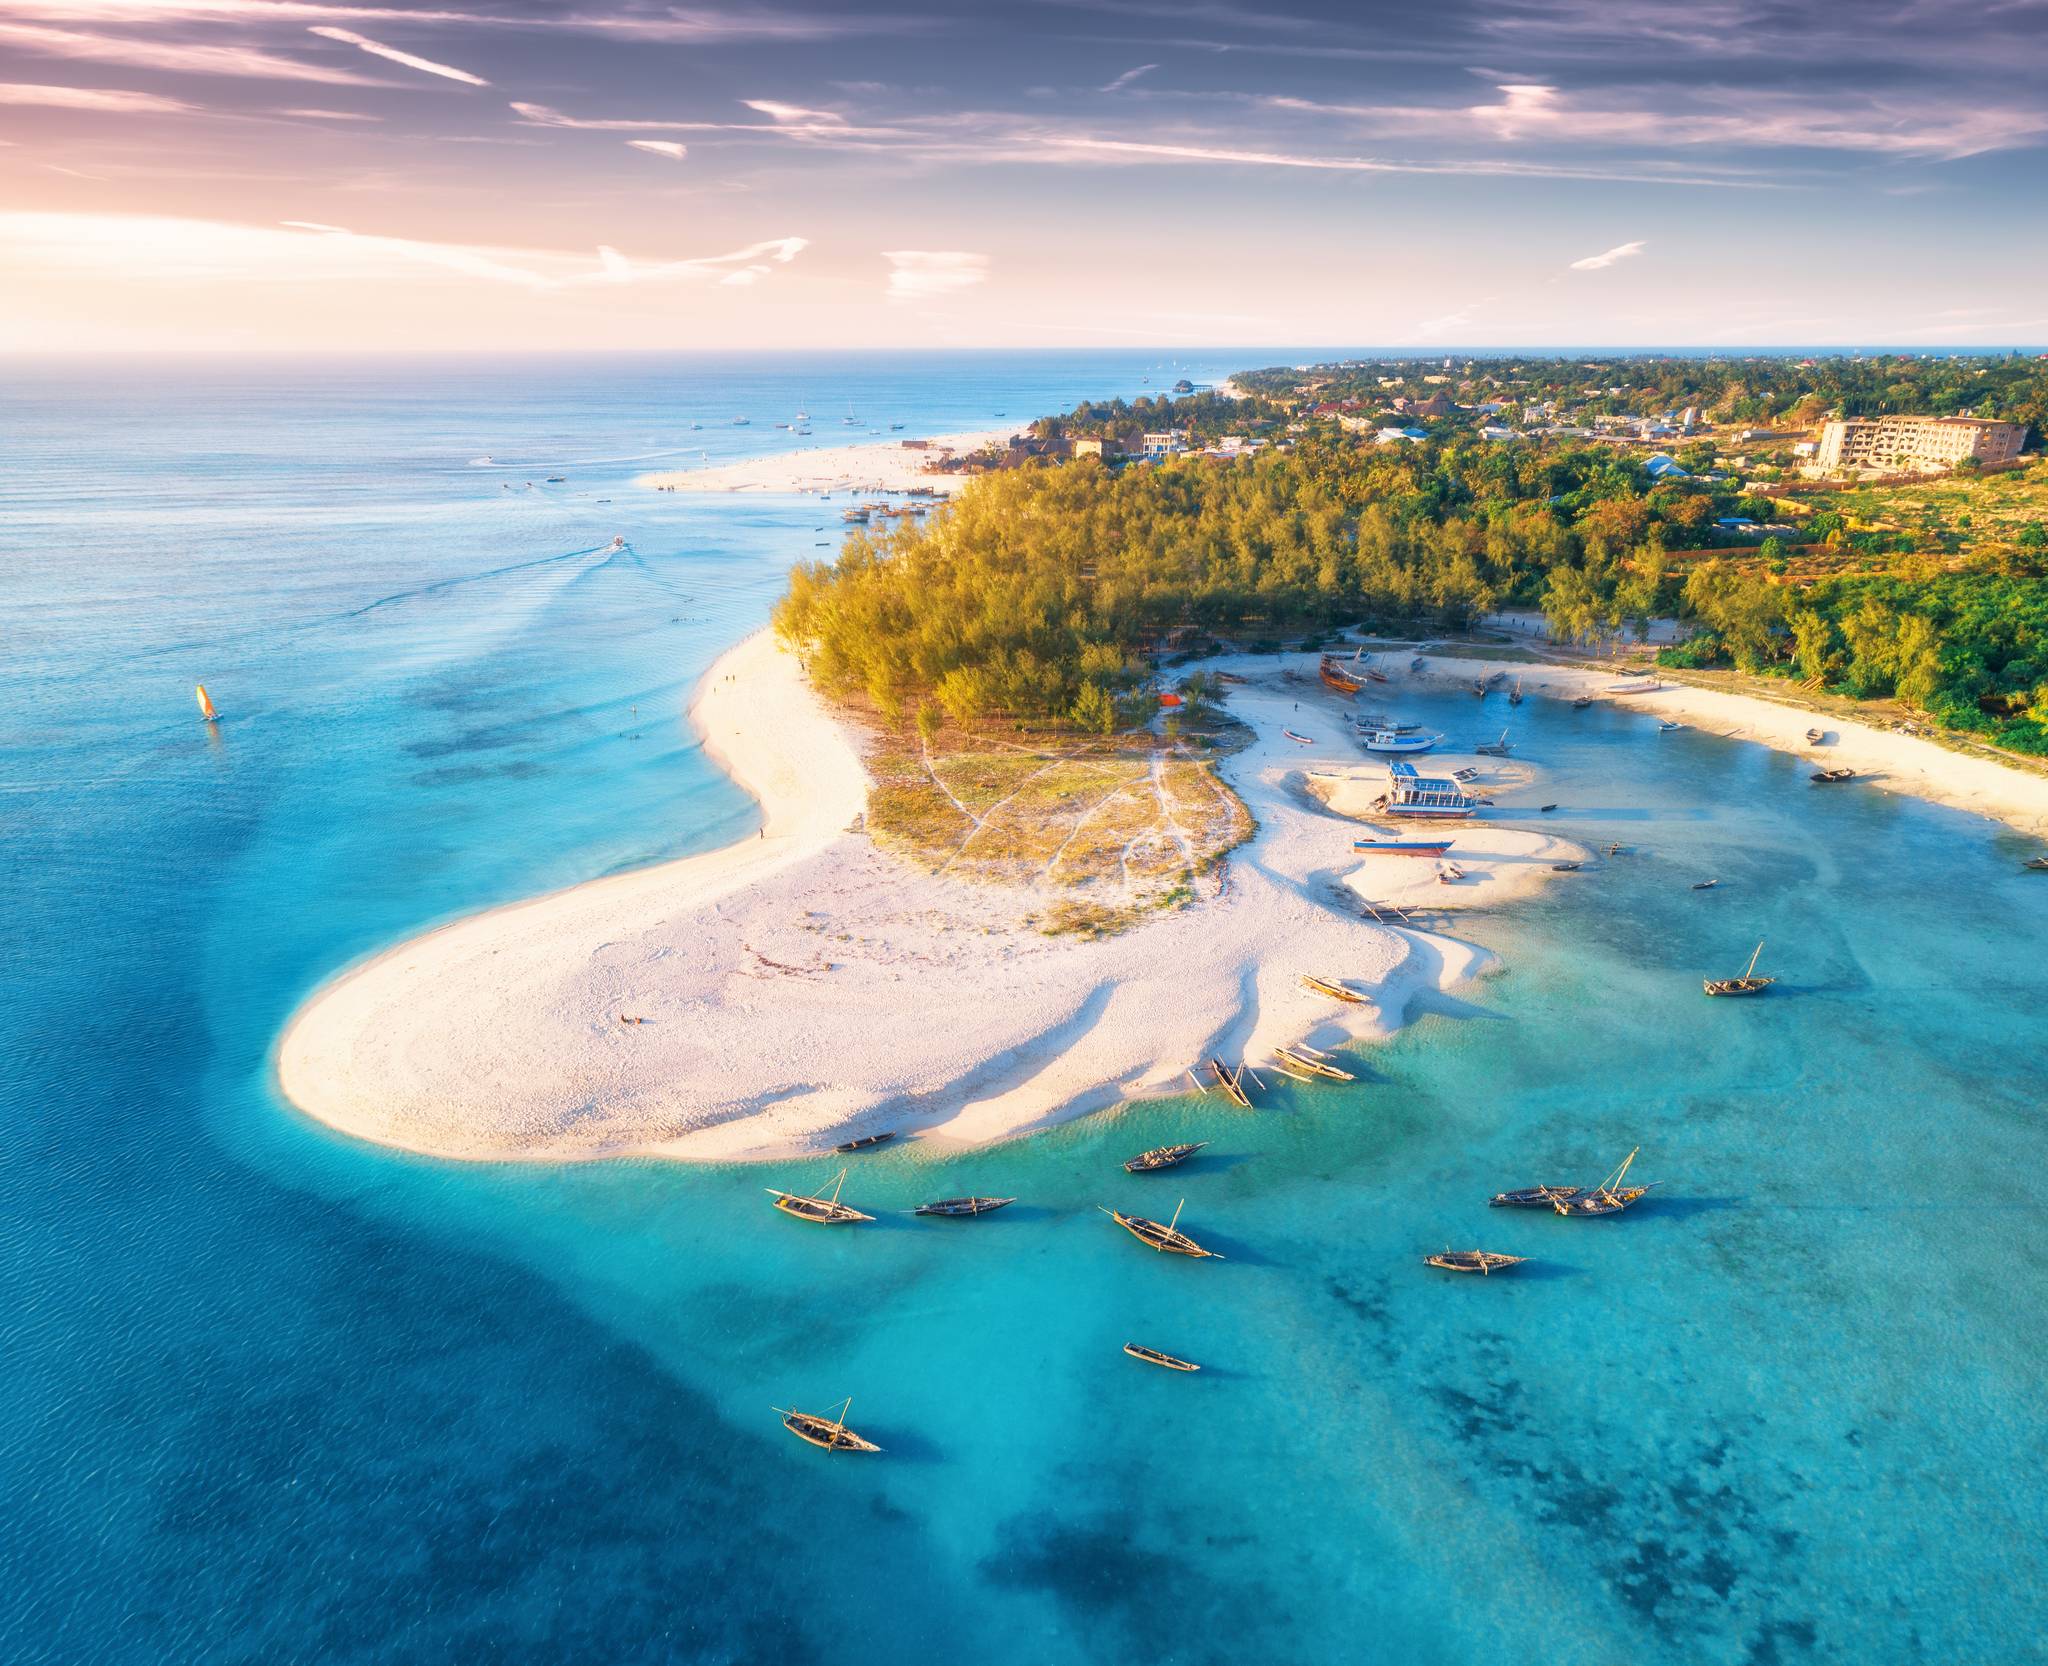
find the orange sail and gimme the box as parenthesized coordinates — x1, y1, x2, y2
(195, 683, 219, 722)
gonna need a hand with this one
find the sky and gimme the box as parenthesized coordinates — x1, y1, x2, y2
(2, 0, 2045, 351)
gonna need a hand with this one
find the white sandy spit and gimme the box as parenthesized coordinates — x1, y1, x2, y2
(639, 427, 1011, 497)
(1407, 654, 2048, 838)
(278, 642, 1566, 1164)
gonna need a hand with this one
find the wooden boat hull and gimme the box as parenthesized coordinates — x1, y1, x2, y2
(1106, 1209, 1222, 1258)
(1123, 1142, 1207, 1173)
(1425, 1252, 1526, 1274)
(1319, 658, 1366, 695)
(1353, 840, 1453, 857)
(1124, 1344, 1201, 1372)
(1490, 1186, 1579, 1209)
(913, 1196, 1015, 1217)
(835, 1132, 897, 1153)
(1301, 975, 1367, 1003)
(1703, 977, 1774, 997)
(780, 1411, 881, 1453)
(1552, 1186, 1655, 1217)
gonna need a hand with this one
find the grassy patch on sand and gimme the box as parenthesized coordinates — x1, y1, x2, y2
(856, 711, 1255, 930)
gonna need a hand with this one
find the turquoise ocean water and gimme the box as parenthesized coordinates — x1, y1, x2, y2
(3, 354, 2046, 1664)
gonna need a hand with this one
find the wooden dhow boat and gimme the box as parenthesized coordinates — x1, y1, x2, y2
(1124, 1343, 1201, 1371)
(765, 1168, 874, 1224)
(2026, 856, 2048, 872)
(913, 1196, 1016, 1217)
(1273, 1044, 1355, 1082)
(1103, 1198, 1223, 1258)
(1319, 655, 1367, 696)
(1509, 678, 1523, 706)
(1301, 974, 1368, 1003)
(1812, 767, 1855, 784)
(1704, 940, 1774, 997)
(1490, 1184, 1580, 1209)
(1425, 1250, 1527, 1275)
(1207, 1058, 1255, 1109)
(1571, 695, 1595, 710)
(776, 1398, 881, 1453)
(1474, 729, 1513, 757)
(1123, 1141, 1207, 1174)
(1551, 1147, 1660, 1217)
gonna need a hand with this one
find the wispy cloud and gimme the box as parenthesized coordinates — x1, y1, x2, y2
(1101, 63, 1159, 92)
(625, 139, 687, 160)
(1570, 239, 1645, 271)
(306, 25, 486, 85)
(743, 98, 844, 123)
(0, 80, 197, 112)
(0, 19, 380, 82)
(883, 249, 989, 302)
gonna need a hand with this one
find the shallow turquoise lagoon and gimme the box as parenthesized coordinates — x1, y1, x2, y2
(3, 356, 2045, 1664)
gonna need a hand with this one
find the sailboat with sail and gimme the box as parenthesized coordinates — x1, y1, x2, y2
(194, 683, 219, 723)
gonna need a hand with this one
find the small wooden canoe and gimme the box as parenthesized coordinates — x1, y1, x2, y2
(1551, 862, 1582, 873)
(1274, 1043, 1355, 1082)
(1571, 696, 1594, 710)
(1811, 767, 1855, 784)
(1208, 1058, 1253, 1109)
(913, 1196, 1016, 1217)
(1283, 729, 1315, 745)
(1124, 1344, 1201, 1372)
(1301, 974, 1368, 1003)
(1692, 879, 1719, 891)
(1426, 1250, 1526, 1275)
(777, 1399, 881, 1453)
(1123, 1142, 1207, 1174)
(2026, 856, 2048, 872)
(835, 1131, 897, 1153)
(1103, 1201, 1222, 1258)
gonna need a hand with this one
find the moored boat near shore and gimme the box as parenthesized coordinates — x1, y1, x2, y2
(1551, 1148, 1660, 1217)
(1490, 1184, 1580, 1209)
(835, 1130, 896, 1153)
(1103, 1199, 1223, 1258)
(1124, 1142, 1207, 1174)
(1319, 656, 1366, 696)
(913, 1196, 1015, 1217)
(766, 1168, 874, 1224)
(1301, 974, 1368, 1003)
(1812, 767, 1856, 784)
(1705, 940, 1775, 997)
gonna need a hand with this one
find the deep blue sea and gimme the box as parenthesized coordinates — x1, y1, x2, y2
(3, 353, 2046, 1666)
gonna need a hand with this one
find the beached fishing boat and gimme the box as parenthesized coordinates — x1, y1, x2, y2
(1474, 729, 1513, 757)
(1123, 1344, 1201, 1372)
(1359, 727, 1441, 754)
(835, 1131, 896, 1153)
(777, 1398, 880, 1453)
(1705, 941, 1774, 997)
(1319, 656, 1367, 696)
(1490, 1185, 1580, 1209)
(1425, 1250, 1526, 1275)
(841, 507, 870, 523)
(1552, 1147, 1661, 1217)
(1103, 1199, 1223, 1258)
(1283, 729, 1315, 745)
(194, 683, 219, 723)
(1379, 761, 1478, 818)
(1806, 728, 1825, 743)
(1208, 1058, 1253, 1108)
(1274, 1044, 1355, 1082)
(2026, 857, 2048, 872)
(1571, 696, 1594, 710)
(1301, 974, 1368, 1003)
(1509, 678, 1523, 706)
(913, 1196, 1015, 1217)
(1471, 679, 1487, 697)
(1353, 837, 1455, 857)
(1124, 1142, 1207, 1174)
(1551, 861, 1581, 872)
(765, 1168, 874, 1224)
(1660, 720, 1682, 732)
(1812, 767, 1855, 784)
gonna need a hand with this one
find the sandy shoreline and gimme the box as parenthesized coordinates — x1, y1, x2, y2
(1403, 652, 2048, 837)
(280, 627, 2048, 1166)
(278, 639, 1569, 1164)
(639, 426, 1011, 497)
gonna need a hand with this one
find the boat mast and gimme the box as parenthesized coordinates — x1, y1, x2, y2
(1168, 1197, 1186, 1233)
(1743, 940, 1764, 980)
(826, 1168, 847, 1207)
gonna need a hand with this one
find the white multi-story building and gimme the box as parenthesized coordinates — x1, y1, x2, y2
(1814, 415, 2025, 474)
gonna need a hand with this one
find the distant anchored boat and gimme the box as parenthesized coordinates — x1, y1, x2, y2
(777, 1398, 880, 1453)
(1123, 1344, 1201, 1372)
(1551, 1147, 1661, 1217)
(1704, 940, 1774, 998)
(1425, 1250, 1526, 1275)
(1490, 1184, 1581, 1210)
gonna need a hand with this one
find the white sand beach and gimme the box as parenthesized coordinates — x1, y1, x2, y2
(639, 427, 1010, 497)
(278, 639, 1566, 1164)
